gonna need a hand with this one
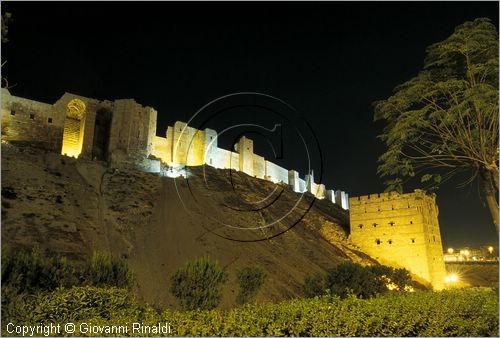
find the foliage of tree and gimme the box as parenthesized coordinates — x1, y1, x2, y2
(1, 12, 12, 88)
(324, 261, 413, 298)
(373, 18, 499, 232)
(367, 264, 412, 291)
(325, 261, 387, 298)
(169, 257, 228, 310)
(236, 265, 267, 304)
(1, 12, 11, 43)
(303, 272, 325, 298)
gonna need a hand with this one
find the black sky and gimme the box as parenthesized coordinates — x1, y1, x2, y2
(1, 1, 498, 248)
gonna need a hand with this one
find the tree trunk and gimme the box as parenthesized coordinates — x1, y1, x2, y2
(481, 169, 499, 234)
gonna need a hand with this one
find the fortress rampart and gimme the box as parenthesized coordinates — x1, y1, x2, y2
(1, 89, 349, 209)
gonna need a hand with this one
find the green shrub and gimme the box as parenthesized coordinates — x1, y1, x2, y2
(1, 248, 133, 294)
(303, 273, 324, 298)
(84, 251, 134, 289)
(389, 267, 413, 290)
(365, 264, 413, 291)
(325, 262, 414, 298)
(236, 265, 267, 304)
(170, 257, 228, 310)
(4, 288, 497, 336)
(326, 261, 387, 298)
(2, 285, 141, 327)
(1, 247, 78, 293)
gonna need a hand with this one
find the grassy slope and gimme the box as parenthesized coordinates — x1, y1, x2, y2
(1, 143, 375, 309)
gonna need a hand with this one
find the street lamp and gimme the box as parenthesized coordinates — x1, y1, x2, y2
(488, 246, 494, 254)
(447, 248, 454, 254)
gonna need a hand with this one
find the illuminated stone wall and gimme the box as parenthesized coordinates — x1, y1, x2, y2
(203, 128, 218, 167)
(150, 120, 347, 206)
(305, 172, 326, 200)
(165, 121, 206, 166)
(252, 154, 266, 179)
(349, 190, 446, 290)
(152, 136, 170, 163)
(265, 160, 289, 184)
(237, 136, 254, 177)
(1, 89, 350, 210)
(2, 90, 159, 172)
(52, 93, 99, 160)
(61, 117, 83, 157)
(335, 190, 349, 209)
(1, 89, 63, 151)
(60, 98, 87, 158)
(108, 99, 157, 162)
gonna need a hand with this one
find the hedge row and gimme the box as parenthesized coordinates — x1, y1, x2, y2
(3, 287, 498, 336)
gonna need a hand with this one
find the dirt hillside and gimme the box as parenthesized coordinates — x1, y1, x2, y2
(1, 143, 375, 309)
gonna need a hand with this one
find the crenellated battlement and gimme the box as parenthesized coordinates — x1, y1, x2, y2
(1, 89, 350, 210)
(153, 120, 350, 209)
(349, 189, 434, 208)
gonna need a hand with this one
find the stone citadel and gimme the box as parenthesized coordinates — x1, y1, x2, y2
(0, 89, 349, 208)
(1, 89, 446, 289)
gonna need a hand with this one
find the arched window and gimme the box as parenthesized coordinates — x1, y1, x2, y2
(61, 98, 86, 158)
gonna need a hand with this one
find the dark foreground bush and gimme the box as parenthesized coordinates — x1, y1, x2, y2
(170, 257, 228, 310)
(1, 247, 78, 293)
(1, 247, 134, 294)
(236, 265, 267, 304)
(3, 287, 498, 336)
(303, 273, 325, 298)
(325, 261, 413, 298)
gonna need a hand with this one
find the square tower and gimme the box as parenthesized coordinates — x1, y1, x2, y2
(236, 136, 254, 177)
(203, 127, 218, 167)
(349, 190, 446, 290)
(170, 121, 205, 166)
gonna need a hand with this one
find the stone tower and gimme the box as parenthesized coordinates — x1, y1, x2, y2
(203, 128, 218, 167)
(236, 136, 254, 177)
(349, 190, 446, 290)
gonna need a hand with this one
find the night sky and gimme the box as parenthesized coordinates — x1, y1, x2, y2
(2, 2, 498, 248)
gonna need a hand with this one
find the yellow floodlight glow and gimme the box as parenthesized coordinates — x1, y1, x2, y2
(445, 274, 458, 284)
(447, 248, 454, 254)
